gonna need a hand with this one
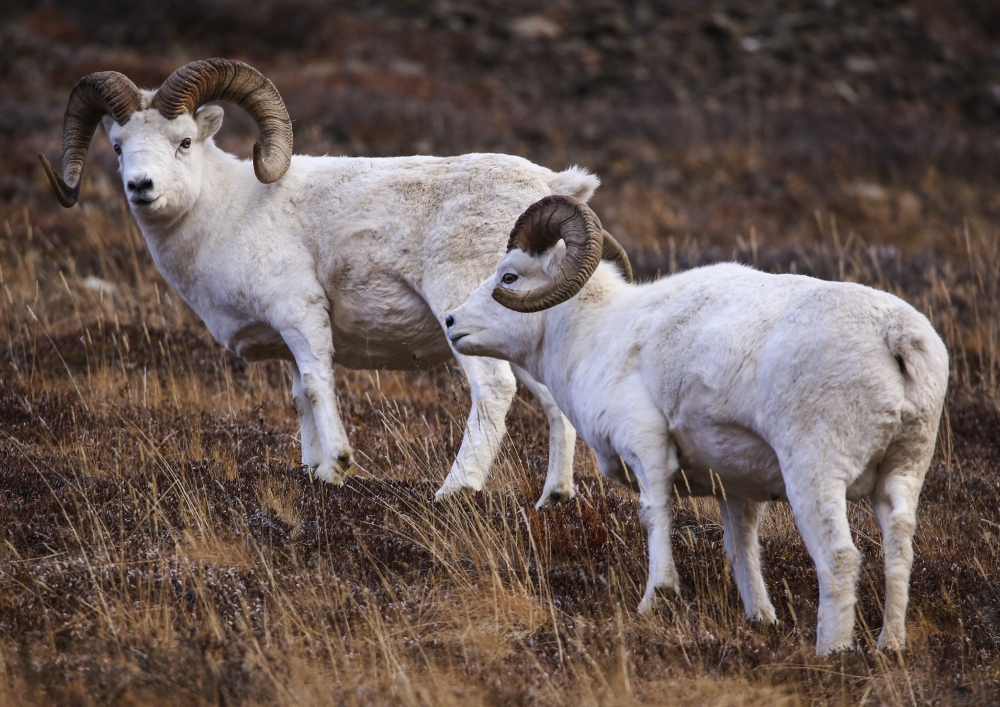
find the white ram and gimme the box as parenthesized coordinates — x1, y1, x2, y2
(445, 195, 949, 654)
(40, 59, 630, 505)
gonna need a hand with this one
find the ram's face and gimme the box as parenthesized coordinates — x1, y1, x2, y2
(104, 105, 223, 222)
(445, 246, 562, 362)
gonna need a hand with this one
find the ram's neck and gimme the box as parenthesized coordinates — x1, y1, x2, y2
(526, 266, 628, 403)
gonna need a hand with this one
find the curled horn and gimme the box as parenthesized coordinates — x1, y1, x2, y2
(601, 228, 634, 282)
(492, 195, 607, 313)
(151, 58, 292, 184)
(39, 72, 143, 207)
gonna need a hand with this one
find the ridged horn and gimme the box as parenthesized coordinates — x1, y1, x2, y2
(39, 72, 143, 207)
(601, 228, 634, 282)
(150, 58, 292, 184)
(492, 195, 605, 313)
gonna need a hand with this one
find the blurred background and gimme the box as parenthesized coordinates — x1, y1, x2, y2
(4, 0, 1000, 259)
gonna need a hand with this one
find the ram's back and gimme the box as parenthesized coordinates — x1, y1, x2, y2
(281, 153, 599, 369)
(631, 264, 946, 496)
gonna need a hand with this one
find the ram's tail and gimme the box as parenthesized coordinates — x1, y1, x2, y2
(548, 165, 600, 203)
(885, 307, 949, 423)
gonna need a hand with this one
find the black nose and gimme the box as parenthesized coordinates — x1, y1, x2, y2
(445, 315, 454, 328)
(128, 177, 153, 193)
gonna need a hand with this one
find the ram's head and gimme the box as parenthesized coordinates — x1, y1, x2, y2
(40, 58, 293, 218)
(446, 195, 633, 361)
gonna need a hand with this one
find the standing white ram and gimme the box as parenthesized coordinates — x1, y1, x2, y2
(445, 195, 949, 654)
(40, 59, 629, 505)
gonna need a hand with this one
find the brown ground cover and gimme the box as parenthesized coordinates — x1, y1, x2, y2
(1, 2, 999, 704)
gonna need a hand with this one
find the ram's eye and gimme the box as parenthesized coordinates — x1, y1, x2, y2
(113, 144, 121, 155)
(501, 273, 518, 285)
(180, 138, 192, 149)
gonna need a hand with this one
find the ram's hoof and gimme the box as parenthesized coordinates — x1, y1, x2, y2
(309, 454, 353, 485)
(876, 628, 905, 653)
(637, 583, 681, 615)
(434, 473, 484, 501)
(815, 640, 854, 657)
(434, 486, 476, 502)
(747, 605, 778, 625)
(535, 484, 576, 509)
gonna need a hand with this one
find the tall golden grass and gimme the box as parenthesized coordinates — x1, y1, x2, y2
(1, 175, 998, 706)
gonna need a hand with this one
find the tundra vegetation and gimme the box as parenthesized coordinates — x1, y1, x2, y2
(2, 1, 1000, 705)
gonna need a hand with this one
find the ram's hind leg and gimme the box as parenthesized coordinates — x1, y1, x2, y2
(719, 497, 777, 624)
(872, 437, 934, 651)
(784, 460, 861, 655)
(512, 365, 577, 508)
(291, 361, 322, 468)
(435, 354, 516, 498)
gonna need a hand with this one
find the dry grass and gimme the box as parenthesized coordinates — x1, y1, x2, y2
(1, 176, 999, 706)
(3, 2, 1000, 704)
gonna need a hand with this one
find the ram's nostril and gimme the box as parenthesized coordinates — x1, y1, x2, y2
(445, 315, 454, 328)
(128, 177, 153, 193)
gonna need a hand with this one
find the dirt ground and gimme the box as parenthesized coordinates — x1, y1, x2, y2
(1, 2, 999, 705)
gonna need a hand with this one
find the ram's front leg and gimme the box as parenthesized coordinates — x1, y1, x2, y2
(435, 354, 516, 498)
(633, 441, 681, 613)
(512, 365, 577, 508)
(281, 312, 353, 484)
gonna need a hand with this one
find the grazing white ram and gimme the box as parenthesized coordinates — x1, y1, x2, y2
(445, 195, 949, 654)
(40, 58, 632, 505)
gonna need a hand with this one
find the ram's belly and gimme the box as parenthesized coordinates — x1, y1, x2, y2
(329, 285, 453, 371)
(232, 322, 294, 362)
(332, 327, 452, 370)
(672, 422, 786, 502)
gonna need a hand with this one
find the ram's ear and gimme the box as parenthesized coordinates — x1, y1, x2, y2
(101, 115, 115, 137)
(539, 239, 568, 277)
(194, 105, 224, 141)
